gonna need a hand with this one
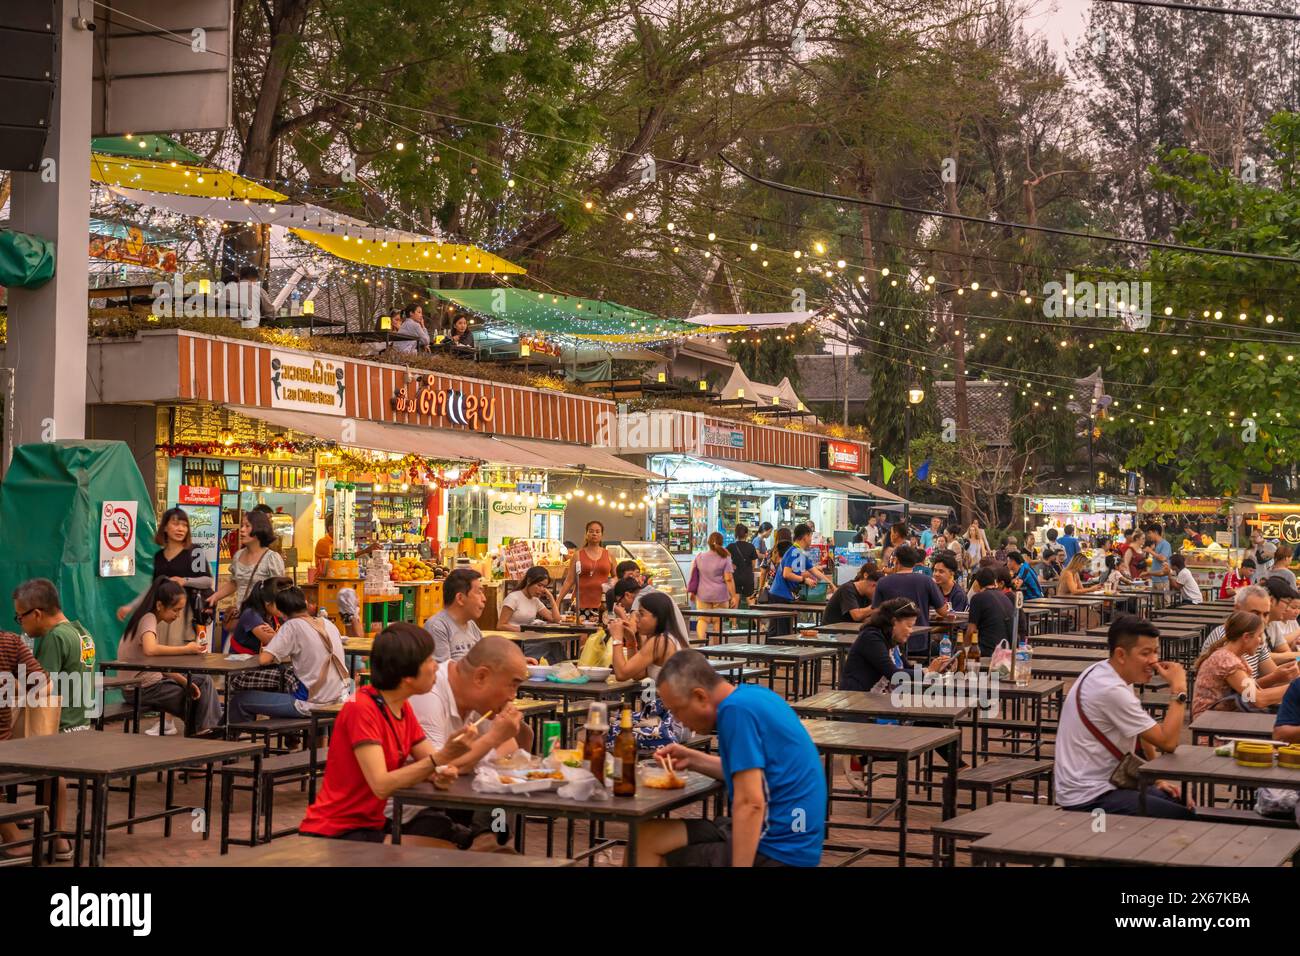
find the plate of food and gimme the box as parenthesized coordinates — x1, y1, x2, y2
(578, 666, 612, 681)
(485, 749, 541, 772)
(545, 662, 589, 684)
(527, 664, 556, 680)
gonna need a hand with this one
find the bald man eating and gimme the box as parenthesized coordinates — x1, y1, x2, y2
(409, 635, 533, 772)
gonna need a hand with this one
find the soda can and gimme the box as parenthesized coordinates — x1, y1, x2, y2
(541, 720, 563, 756)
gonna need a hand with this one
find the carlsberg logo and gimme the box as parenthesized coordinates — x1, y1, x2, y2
(1042, 273, 1151, 328)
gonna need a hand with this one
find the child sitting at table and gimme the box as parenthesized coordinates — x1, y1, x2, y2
(299, 622, 476, 843)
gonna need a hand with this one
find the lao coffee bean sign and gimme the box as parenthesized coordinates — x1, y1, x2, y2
(99, 501, 138, 578)
(392, 374, 497, 429)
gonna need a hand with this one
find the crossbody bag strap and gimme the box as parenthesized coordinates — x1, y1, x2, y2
(238, 549, 271, 607)
(1073, 665, 1131, 762)
(306, 617, 350, 688)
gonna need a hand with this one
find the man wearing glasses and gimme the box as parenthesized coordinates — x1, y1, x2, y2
(11, 578, 97, 863)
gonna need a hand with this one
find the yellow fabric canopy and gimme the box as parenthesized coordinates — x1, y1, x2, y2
(91, 154, 287, 201)
(291, 229, 525, 275)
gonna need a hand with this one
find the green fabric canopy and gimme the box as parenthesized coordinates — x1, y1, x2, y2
(0, 441, 159, 663)
(0, 230, 55, 289)
(428, 287, 722, 341)
(91, 134, 204, 165)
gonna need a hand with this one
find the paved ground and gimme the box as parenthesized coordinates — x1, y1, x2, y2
(2, 720, 1058, 868)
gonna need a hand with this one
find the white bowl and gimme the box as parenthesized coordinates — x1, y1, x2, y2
(578, 666, 612, 680)
(527, 664, 556, 680)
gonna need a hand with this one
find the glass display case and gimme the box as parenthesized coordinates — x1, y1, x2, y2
(608, 539, 688, 607)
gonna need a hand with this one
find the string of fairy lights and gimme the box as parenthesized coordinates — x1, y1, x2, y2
(85, 2, 1300, 452)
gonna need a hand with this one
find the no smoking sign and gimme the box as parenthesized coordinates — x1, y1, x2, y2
(99, 501, 138, 577)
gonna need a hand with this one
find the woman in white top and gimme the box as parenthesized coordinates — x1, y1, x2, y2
(227, 585, 351, 723)
(500, 565, 564, 664)
(119, 578, 222, 732)
(207, 511, 285, 643)
(498, 566, 561, 632)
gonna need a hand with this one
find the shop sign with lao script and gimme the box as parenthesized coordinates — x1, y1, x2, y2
(392, 374, 497, 430)
(269, 351, 346, 416)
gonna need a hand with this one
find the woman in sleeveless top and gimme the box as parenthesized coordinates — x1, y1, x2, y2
(557, 520, 613, 622)
(606, 591, 689, 749)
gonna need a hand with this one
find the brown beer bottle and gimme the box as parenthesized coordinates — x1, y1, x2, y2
(966, 635, 981, 673)
(613, 707, 637, 797)
(952, 631, 967, 673)
(582, 702, 608, 783)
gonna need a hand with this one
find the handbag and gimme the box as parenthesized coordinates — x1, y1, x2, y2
(687, 559, 700, 596)
(1075, 666, 1146, 790)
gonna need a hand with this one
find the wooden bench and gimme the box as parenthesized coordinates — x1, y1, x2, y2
(929, 801, 1061, 866)
(956, 758, 1054, 810)
(1194, 805, 1298, 828)
(220, 748, 330, 851)
(0, 802, 47, 867)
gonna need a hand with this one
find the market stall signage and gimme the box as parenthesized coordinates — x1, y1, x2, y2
(392, 374, 497, 430)
(99, 501, 137, 578)
(269, 351, 346, 416)
(1137, 496, 1224, 515)
(178, 485, 222, 506)
(1029, 497, 1088, 514)
(491, 501, 528, 516)
(1275, 516, 1300, 544)
(701, 425, 745, 449)
(820, 440, 862, 473)
(89, 227, 177, 272)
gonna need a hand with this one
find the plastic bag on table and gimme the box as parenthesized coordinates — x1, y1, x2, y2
(556, 766, 612, 802)
(988, 640, 1013, 679)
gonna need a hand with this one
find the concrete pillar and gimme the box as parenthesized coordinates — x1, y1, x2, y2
(6, 0, 91, 444)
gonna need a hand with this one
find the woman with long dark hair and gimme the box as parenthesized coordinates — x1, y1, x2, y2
(116, 507, 214, 646)
(842, 597, 951, 692)
(120, 578, 222, 733)
(606, 590, 690, 749)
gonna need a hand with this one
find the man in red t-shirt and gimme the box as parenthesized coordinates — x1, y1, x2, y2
(299, 622, 476, 844)
(1219, 558, 1256, 600)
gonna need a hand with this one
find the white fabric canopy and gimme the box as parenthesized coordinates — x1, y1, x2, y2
(685, 311, 817, 328)
(107, 186, 439, 243)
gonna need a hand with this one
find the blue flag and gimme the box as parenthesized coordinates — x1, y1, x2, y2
(915, 459, 931, 481)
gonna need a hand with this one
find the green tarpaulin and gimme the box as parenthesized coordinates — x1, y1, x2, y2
(0, 229, 55, 289)
(0, 441, 158, 663)
(428, 288, 719, 341)
(91, 134, 204, 165)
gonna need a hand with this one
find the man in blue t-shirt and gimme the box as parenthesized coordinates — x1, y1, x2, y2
(1274, 680, 1300, 743)
(1144, 522, 1173, 592)
(766, 524, 831, 636)
(634, 650, 826, 867)
(1058, 524, 1081, 561)
(873, 545, 950, 652)
(1007, 551, 1043, 599)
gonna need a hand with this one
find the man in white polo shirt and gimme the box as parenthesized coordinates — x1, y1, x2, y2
(409, 635, 531, 770)
(1054, 614, 1191, 818)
